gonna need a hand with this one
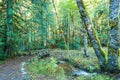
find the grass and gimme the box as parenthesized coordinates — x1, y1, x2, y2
(25, 47, 119, 80)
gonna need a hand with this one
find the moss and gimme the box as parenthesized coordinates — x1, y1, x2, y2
(108, 46, 116, 54)
(109, 21, 117, 27)
(92, 27, 106, 59)
(118, 48, 120, 56)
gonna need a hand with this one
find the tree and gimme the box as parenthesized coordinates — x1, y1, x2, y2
(0, 0, 7, 59)
(58, 0, 82, 49)
(108, 0, 120, 71)
(31, 0, 55, 49)
(93, 1, 109, 46)
(6, 0, 14, 56)
(76, 0, 119, 72)
(83, 28, 89, 57)
(76, 0, 106, 70)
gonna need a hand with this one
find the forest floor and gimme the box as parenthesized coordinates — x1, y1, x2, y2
(0, 48, 120, 80)
(25, 48, 120, 80)
(0, 56, 32, 80)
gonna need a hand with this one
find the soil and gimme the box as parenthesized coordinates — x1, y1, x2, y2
(0, 56, 32, 80)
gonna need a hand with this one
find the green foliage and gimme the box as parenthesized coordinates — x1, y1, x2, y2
(0, 43, 8, 60)
(0, 0, 110, 58)
(0, 38, 7, 60)
(0, 0, 55, 58)
(0, 38, 4, 45)
(76, 74, 113, 80)
(93, 0, 109, 46)
(92, 74, 113, 80)
(27, 57, 57, 75)
(71, 36, 81, 50)
(26, 49, 116, 80)
(26, 56, 67, 80)
(57, 39, 65, 49)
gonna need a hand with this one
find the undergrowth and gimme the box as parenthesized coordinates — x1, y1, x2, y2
(26, 56, 67, 80)
(25, 48, 117, 80)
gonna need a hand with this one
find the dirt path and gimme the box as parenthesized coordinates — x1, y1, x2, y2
(0, 56, 32, 80)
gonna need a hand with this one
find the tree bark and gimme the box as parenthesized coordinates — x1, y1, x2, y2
(108, 0, 120, 72)
(84, 28, 89, 57)
(76, 0, 106, 69)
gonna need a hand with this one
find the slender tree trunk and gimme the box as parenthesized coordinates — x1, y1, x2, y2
(108, 0, 120, 72)
(84, 28, 89, 57)
(66, 15, 69, 49)
(52, 0, 61, 37)
(52, 0, 59, 26)
(40, 6, 44, 49)
(70, 11, 75, 46)
(28, 26, 32, 53)
(6, 0, 14, 56)
(76, 0, 106, 69)
(3, 24, 7, 53)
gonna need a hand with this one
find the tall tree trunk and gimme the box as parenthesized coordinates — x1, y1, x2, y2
(40, 6, 44, 49)
(70, 11, 75, 46)
(108, 0, 120, 72)
(76, 0, 106, 69)
(6, 0, 14, 56)
(52, 0, 59, 26)
(84, 28, 89, 57)
(52, 0, 61, 37)
(66, 15, 70, 49)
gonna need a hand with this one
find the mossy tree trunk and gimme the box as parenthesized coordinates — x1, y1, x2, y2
(76, 0, 120, 72)
(84, 28, 89, 57)
(76, 0, 106, 70)
(108, 0, 120, 72)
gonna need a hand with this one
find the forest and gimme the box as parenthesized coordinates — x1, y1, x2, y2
(0, 0, 120, 80)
